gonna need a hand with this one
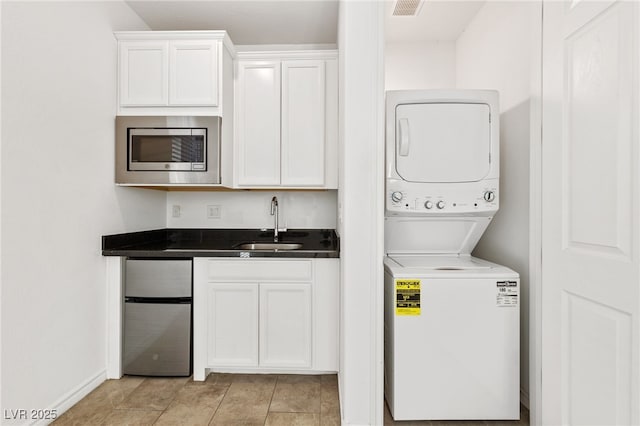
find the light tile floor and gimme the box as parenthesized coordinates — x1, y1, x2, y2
(53, 373, 529, 426)
(53, 374, 340, 426)
(383, 402, 530, 426)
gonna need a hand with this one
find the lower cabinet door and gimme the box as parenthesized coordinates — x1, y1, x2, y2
(207, 283, 259, 366)
(259, 283, 312, 368)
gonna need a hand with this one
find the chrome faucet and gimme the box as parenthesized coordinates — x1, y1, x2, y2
(270, 196, 286, 242)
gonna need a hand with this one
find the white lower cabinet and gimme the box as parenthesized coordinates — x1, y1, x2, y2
(207, 283, 259, 367)
(193, 258, 338, 379)
(260, 283, 312, 368)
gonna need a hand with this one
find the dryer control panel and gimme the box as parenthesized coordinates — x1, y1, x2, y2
(386, 179, 498, 215)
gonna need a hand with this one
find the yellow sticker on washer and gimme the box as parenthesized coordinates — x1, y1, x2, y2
(395, 279, 421, 315)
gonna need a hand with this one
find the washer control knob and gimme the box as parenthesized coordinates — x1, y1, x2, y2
(436, 200, 445, 209)
(484, 191, 496, 202)
(424, 200, 433, 209)
(391, 191, 403, 203)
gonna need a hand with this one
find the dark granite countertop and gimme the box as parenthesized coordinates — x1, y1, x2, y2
(102, 228, 340, 258)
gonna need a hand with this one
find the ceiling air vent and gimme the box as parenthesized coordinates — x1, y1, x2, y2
(392, 0, 424, 16)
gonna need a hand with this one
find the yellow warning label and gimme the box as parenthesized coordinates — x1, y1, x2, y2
(396, 279, 421, 316)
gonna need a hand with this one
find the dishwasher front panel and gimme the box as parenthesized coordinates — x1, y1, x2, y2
(123, 301, 191, 376)
(125, 259, 192, 298)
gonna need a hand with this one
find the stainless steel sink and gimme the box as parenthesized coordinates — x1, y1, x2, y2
(235, 242, 303, 250)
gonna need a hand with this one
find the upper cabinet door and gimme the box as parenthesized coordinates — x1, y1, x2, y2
(116, 32, 232, 116)
(169, 41, 219, 106)
(233, 52, 337, 189)
(236, 61, 282, 186)
(119, 41, 169, 106)
(281, 60, 326, 186)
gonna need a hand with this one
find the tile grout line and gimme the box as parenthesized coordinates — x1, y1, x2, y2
(263, 375, 279, 426)
(207, 374, 232, 425)
(109, 376, 150, 423)
(122, 376, 145, 409)
(150, 376, 190, 424)
(204, 380, 228, 425)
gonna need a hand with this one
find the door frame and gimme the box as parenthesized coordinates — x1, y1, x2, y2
(532, 2, 640, 424)
(529, 2, 543, 425)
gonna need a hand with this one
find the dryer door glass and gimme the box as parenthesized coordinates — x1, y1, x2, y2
(395, 103, 491, 183)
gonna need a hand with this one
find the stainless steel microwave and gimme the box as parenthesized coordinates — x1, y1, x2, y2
(116, 116, 220, 185)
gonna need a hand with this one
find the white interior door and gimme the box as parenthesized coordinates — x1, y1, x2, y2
(541, 1, 639, 424)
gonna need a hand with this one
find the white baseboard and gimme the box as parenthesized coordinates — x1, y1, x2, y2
(32, 370, 106, 426)
(337, 371, 345, 426)
(205, 367, 338, 376)
(520, 388, 530, 410)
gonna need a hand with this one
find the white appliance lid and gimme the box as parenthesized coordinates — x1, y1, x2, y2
(388, 255, 492, 270)
(395, 102, 491, 183)
(384, 216, 492, 255)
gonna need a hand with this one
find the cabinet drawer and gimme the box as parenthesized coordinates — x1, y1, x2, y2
(206, 259, 312, 282)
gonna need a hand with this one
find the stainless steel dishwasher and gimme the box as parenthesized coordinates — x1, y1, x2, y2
(123, 259, 192, 376)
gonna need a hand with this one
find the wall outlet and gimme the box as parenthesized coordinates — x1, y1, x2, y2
(207, 205, 221, 219)
(172, 205, 181, 218)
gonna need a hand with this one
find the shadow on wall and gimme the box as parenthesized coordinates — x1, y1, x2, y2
(112, 186, 166, 232)
(473, 98, 530, 264)
(472, 98, 531, 402)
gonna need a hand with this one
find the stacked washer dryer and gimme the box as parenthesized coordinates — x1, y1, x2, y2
(384, 90, 520, 421)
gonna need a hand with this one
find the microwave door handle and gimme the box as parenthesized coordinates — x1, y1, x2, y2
(398, 118, 410, 156)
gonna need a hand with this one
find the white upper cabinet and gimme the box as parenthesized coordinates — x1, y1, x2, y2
(236, 61, 281, 186)
(119, 41, 168, 106)
(281, 60, 326, 186)
(234, 51, 338, 189)
(169, 41, 219, 106)
(116, 31, 235, 116)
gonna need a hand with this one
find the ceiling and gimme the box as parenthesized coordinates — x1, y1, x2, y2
(125, 1, 339, 45)
(125, 0, 484, 45)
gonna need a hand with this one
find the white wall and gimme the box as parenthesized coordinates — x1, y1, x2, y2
(456, 0, 538, 405)
(166, 190, 337, 229)
(0, 2, 3, 417)
(1, 2, 166, 418)
(338, 1, 385, 424)
(385, 41, 456, 90)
